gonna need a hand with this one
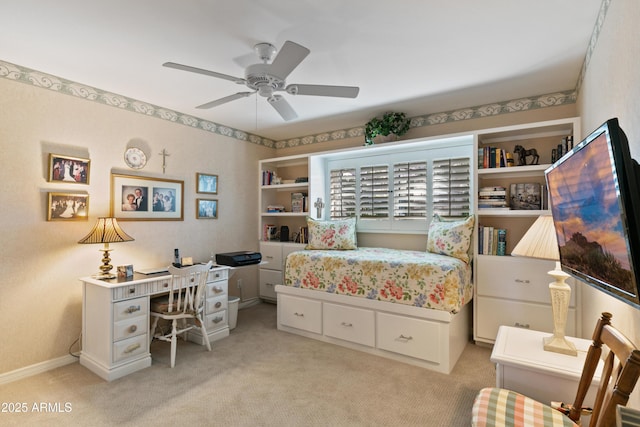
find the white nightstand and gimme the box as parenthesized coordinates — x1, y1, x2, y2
(491, 325, 602, 407)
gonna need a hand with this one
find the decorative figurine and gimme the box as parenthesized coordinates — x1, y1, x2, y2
(514, 145, 540, 165)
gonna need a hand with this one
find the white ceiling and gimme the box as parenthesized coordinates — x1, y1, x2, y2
(1, 0, 603, 141)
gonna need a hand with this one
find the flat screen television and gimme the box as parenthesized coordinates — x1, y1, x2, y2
(545, 118, 640, 309)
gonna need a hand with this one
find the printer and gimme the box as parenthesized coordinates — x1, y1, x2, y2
(215, 251, 262, 267)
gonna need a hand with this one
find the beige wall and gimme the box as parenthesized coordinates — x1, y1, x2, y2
(577, 0, 640, 407)
(0, 77, 274, 374)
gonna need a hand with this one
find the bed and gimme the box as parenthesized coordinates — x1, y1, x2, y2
(283, 247, 472, 313)
(276, 215, 475, 374)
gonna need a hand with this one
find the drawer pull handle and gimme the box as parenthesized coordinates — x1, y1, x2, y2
(341, 322, 353, 327)
(515, 279, 531, 284)
(129, 288, 135, 294)
(266, 283, 275, 287)
(212, 316, 223, 324)
(126, 305, 141, 314)
(266, 256, 274, 260)
(163, 282, 169, 288)
(294, 312, 304, 317)
(514, 322, 530, 329)
(213, 286, 223, 293)
(398, 334, 413, 341)
(214, 273, 220, 278)
(124, 343, 141, 354)
(129, 325, 138, 333)
(215, 301, 222, 308)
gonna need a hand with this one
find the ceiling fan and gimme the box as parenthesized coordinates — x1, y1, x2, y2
(163, 40, 360, 121)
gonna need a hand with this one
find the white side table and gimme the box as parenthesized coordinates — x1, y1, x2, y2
(491, 325, 602, 407)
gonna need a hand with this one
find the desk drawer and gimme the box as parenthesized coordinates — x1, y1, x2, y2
(148, 278, 171, 294)
(112, 283, 148, 301)
(209, 268, 228, 282)
(113, 334, 147, 363)
(113, 297, 148, 322)
(113, 315, 147, 341)
(206, 294, 227, 314)
(204, 310, 227, 330)
(206, 281, 227, 298)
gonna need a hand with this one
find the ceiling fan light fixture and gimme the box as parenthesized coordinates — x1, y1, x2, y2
(253, 42, 277, 63)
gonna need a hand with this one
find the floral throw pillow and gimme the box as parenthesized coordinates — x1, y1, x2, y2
(426, 214, 475, 263)
(306, 217, 357, 250)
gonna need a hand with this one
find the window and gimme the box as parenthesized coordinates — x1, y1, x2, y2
(393, 161, 428, 218)
(432, 157, 471, 217)
(329, 168, 356, 218)
(360, 165, 389, 218)
(324, 135, 473, 233)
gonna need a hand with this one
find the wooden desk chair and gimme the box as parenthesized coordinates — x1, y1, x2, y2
(149, 261, 213, 368)
(472, 312, 640, 427)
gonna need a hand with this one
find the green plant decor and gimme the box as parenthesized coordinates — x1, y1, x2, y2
(364, 112, 411, 145)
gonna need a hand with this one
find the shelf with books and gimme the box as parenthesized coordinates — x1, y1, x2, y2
(473, 117, 581, 345)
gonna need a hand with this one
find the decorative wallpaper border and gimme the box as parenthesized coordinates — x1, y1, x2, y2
(0, 1, 606, 149)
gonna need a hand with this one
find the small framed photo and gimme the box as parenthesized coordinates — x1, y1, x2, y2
(196, 173, 218, 194)
(110, 173, 183, 221)
(196, 199, 218, 219)
(48, 154, 90, 184)
(47, 192, 89, 221)
(117, 265, 134, 278)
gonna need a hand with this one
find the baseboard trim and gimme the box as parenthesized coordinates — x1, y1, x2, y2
(238, 298, 261, 310)
(0, 354, 77, 385)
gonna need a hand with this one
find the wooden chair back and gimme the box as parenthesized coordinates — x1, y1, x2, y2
(569, 312, 640, 427)
(166, 261, 212, 315)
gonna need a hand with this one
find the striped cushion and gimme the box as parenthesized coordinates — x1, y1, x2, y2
(472, 387, 578, 427)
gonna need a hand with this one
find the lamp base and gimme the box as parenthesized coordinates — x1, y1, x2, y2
(543, 334, 577, 356)
(91, 272, 116, 280)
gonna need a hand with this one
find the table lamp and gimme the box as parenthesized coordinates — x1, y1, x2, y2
(78, 217, 134, 279)
(511, 214, 577, 356)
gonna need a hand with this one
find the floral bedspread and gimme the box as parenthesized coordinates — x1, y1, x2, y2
(284, 247, 472, 313)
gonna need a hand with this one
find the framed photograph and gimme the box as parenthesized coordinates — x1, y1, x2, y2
(48, 154, 90, 184)
(47, 192, 89, 221)
(196, 199, 218, 219)
(110, 173, 183, 221)
(196, 173, 218, 194)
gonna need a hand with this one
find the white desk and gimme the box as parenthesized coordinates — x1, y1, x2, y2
(491, 326, 602, 407)
(80, 265, 230, 381)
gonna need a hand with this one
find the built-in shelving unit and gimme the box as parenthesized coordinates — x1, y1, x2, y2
(473, 117, 582, 344)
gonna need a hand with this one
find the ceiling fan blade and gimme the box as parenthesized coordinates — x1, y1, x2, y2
(267, 95, 298, 121)
(268, 41, 310, 79)
(286, 84, 360, 98)
(163, 62, 245, 84)
(196, 92, 253, 109)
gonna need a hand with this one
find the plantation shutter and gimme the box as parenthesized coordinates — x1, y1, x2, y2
(432, 157, 471, 217)
(329, 168, 356, 219)
(359, 165, 389, 218)
(393, 161, 428, 217)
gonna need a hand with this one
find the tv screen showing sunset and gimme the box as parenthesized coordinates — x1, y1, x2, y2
(547, 132, 635, 296)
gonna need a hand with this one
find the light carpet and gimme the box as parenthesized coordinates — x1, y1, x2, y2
(0, 302, 494, 426)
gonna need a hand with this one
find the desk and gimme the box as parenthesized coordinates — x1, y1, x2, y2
(80, 265, 230, 381)
(491, 326, 602, 407)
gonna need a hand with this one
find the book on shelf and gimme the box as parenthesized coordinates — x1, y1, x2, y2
(266, 205, 285, 213)
(478, 186, 509, 210)
(297, 226, 309, 244)
(478, 225, 507, 255)
(479, 146, 515, 169)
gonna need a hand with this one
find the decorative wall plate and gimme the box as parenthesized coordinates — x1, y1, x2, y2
(124, 147, 147, 169)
